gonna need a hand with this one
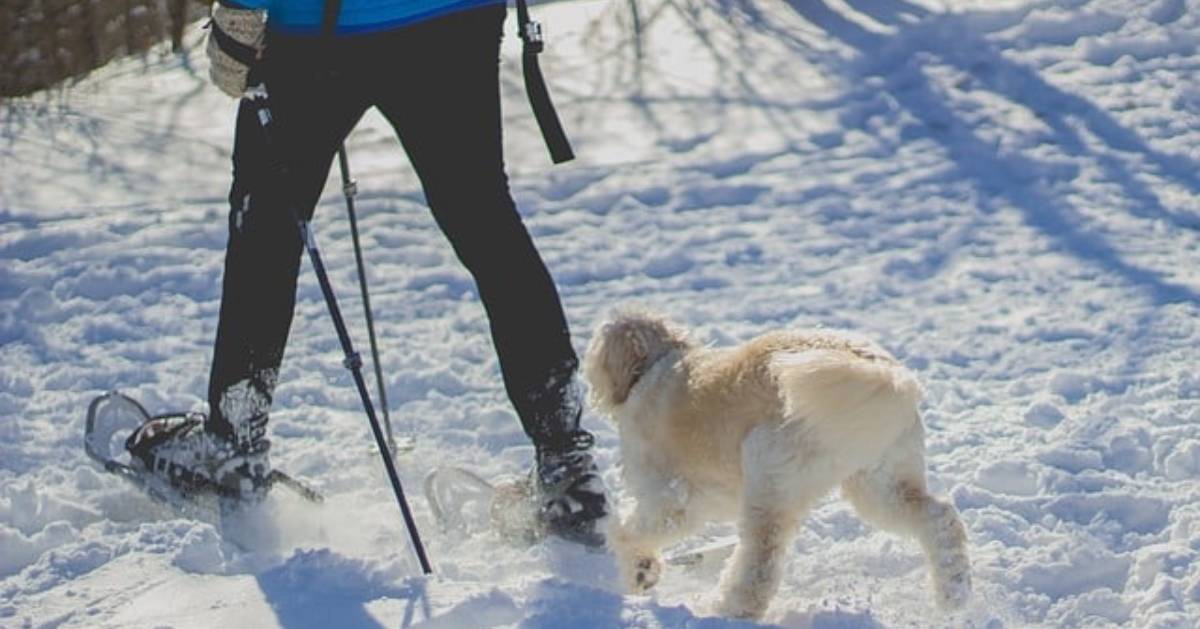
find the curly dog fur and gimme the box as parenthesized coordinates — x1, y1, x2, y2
(584, 310, 971, 620)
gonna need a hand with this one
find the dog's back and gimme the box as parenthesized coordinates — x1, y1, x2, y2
(769, 334, 922, 472)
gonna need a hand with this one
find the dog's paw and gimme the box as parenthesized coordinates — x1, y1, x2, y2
(713, 573, 771, 621)
(934, 554, 972, 611)
(622, 554, 662, 593)
(712, 592, 765, 621)
(930, 511, 972, 611)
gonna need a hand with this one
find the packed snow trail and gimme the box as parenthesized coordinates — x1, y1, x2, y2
(2, 0, 1199, 627)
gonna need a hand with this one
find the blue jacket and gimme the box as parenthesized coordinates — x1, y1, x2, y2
(229, 0, 505, 34)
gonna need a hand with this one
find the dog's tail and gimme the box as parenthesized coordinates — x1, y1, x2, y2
(771, 350, 922, 464)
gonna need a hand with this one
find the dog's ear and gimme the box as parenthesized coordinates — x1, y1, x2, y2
(583, 318, 649, 413)
(584, 311, 691, 413)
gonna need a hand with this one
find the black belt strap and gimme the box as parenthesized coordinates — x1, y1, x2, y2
(516, 0, 575, 163)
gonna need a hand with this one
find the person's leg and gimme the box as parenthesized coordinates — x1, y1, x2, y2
(128, 52, 372, 499)
(372, 6, 606, 544)
(373, 6, 582, 446)
(207, 46, 371, 449)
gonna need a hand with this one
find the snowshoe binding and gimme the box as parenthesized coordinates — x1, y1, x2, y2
(124, 410, 272, 504)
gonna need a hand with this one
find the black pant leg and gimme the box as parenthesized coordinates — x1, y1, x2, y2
(207, 56, 369, 441)
(373, 7, 582, 445)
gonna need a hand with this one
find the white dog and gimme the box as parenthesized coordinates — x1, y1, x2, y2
(583, 310, 971, 620)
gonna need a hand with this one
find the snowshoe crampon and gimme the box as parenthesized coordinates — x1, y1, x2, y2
(85, 391, 323, 516)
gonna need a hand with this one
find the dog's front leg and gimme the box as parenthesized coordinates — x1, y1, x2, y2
(714, 501, 801, 619)
(715, 428, 823, 620)
(611, 479, 699, 594)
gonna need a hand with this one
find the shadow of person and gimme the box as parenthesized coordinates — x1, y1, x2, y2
(255, 549, 429, 629)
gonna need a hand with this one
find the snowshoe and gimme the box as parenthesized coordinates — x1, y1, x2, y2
(425, 466, 546, 544)
(423, 464, 736, 564)
(85, 391, 322, 517)
(662, 534, 739, 567)
(423, 430, 608, 548)
(425, 463, 605, 548)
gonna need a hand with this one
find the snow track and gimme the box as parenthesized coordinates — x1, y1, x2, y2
(3, 0, 1199, 626)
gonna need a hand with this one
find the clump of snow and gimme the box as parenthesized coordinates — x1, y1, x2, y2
(172, 525, 228, 574)
(1024, 397, 1066, 428)
(1163, 440, 1200, 480)
(0, 521, 78, 579)
(975, 461, 1039, 496)
(1047, 371, 1099, 404)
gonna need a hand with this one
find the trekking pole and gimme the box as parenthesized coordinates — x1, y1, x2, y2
(335, 147, 410, 455)
(242, 74, 433, 576)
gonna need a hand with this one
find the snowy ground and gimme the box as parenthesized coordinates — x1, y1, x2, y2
(3, 0, 1200, 626)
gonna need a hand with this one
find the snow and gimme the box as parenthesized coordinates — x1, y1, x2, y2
(2, 0, 1200, 626)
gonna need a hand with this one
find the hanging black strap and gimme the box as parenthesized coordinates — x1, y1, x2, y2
(515, 0, 575, 164)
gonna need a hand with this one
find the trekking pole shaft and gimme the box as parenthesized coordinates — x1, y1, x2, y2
(299, 222, 434, 575)
(337, 147, 398, 453)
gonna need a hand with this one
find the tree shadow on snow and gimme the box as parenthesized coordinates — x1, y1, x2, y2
(576, 0, 829, 156)
(779, 0, 1200, 305)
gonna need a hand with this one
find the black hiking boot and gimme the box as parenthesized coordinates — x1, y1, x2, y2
(534, 430, 608, 548)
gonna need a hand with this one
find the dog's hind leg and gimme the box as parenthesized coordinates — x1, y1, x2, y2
(714, 499, 804, 619)
(841, 422, 972, 610)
